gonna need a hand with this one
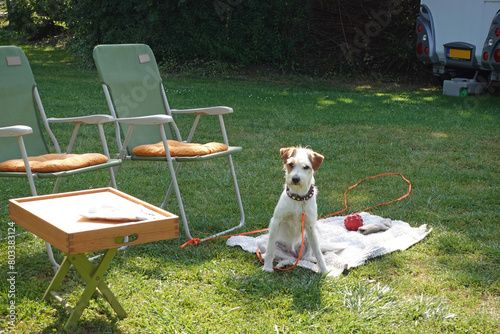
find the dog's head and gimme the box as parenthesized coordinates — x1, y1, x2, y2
(280, 146, 324, 194)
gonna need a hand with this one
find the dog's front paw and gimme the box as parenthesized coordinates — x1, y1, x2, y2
(317, 261, 329, 274)
(318, 266, 329, 275)
(262, 264, 274, 272)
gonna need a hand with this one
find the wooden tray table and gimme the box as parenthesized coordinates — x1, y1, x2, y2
(9, 187, 179, 329)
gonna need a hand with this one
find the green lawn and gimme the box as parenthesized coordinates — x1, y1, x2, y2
(0, 46, 499, 333)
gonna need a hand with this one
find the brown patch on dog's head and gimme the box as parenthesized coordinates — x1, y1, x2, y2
(280, 147, 297, 165)
(308, 151, 324, 171)
(280, 147, 297, 175)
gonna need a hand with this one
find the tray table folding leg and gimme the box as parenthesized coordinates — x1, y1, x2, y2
(43, 243, 126, 329)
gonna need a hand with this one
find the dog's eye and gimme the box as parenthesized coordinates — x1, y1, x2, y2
(288, 163, 295, 168)
(303, 165, 310, 170)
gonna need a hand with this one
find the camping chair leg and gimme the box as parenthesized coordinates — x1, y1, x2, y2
(218, 114, 245, 228)
(18, 135, 62, 271)
(53, 178, 62, 193)
(227, 154, 245, 228)
(165, 157, 191, 240)
(17, 135, 38, 196)
(160, 155, 245, 241)
(160, 154, 245, 241)
(160, 162, 193, 239)
(45, 242, 61, 272)
(160, 162, 183, 209)
(109, 157, 123, 188)
(96, 123, 117, 189)
(199, 154, 245, 241)
(157, 125, 192, 240)
(108, 167, 117, 189)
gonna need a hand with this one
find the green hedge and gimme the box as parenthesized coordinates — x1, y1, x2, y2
(7, 0, 422, 76)
(306, 0, 422, 76)
(67, 0, 312, 70)
(6, 0, 69, 40)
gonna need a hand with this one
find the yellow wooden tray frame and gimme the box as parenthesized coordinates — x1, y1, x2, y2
(9, 187, 179, 329)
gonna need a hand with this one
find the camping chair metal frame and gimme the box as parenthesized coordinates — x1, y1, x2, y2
(94, 44, 245, 241)
(0, 46, 121, 271)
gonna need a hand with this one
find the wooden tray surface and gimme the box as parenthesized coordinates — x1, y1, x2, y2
(10, 188, 179, 253)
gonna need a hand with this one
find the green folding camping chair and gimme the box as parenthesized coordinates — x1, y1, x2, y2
(92, 44, 244, 241)
(0, 46, 121, 270)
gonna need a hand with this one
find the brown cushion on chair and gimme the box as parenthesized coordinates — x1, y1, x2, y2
(132, 140, 228, 157)
(0, 153, 109, 172)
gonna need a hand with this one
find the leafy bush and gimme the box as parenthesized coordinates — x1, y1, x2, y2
(6, 0, 68, 40)
(67, 0, 311, 70)
(306, 0, 423, 77)
(6, 0, 422, 77)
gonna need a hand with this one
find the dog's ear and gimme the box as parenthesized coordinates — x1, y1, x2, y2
(280, 147, 296, 164)
(309, 152, 324, 171)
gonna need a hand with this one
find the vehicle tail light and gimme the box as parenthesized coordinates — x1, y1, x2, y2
(483, 52, 489, 60)
(417, 43, 423, 55)
(425, 47, 429, 54)
(496, 28, 500, 37)
(417, 24, 423, 32)
(494, 49, 500, 62)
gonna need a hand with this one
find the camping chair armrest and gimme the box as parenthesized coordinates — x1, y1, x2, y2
(170, 107, 233, 144)
(47, 115, 115, 124)
(47, 115, 116, 156)
(0, 125, 33, 137)
(171, 106, 233, 115)
(115, 115, 174, 125)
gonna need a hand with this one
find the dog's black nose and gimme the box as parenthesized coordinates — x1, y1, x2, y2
(292, 176, 300, 184)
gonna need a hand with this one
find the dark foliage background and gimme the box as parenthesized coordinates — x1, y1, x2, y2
(307, 0, 422, 77)
(5, 0, 69, 40)
(5, 0, 426, 78)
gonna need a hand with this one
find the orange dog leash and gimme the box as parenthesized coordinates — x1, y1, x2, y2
(322, 172, 412, 219)
(181, 172, 412, 272)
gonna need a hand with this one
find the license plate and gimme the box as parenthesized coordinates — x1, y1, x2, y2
(447, 48, 472, 60)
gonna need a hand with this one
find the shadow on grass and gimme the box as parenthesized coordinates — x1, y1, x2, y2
(224, 267, 327, 312)
(39, 314, 124, 334)
(0, 239, 133, 333)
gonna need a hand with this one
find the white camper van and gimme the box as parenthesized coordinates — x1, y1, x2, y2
(416, 0, 500, 89)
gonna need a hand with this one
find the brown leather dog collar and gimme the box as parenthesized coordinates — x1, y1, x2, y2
(286, 185, 314, 201)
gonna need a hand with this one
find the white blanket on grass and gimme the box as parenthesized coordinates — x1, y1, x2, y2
(226, 212, 431, 277)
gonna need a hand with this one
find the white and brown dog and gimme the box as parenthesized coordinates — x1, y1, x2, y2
(259, 146, 329, 274)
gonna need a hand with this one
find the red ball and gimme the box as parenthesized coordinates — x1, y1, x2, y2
(344, 213, 363, 231)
